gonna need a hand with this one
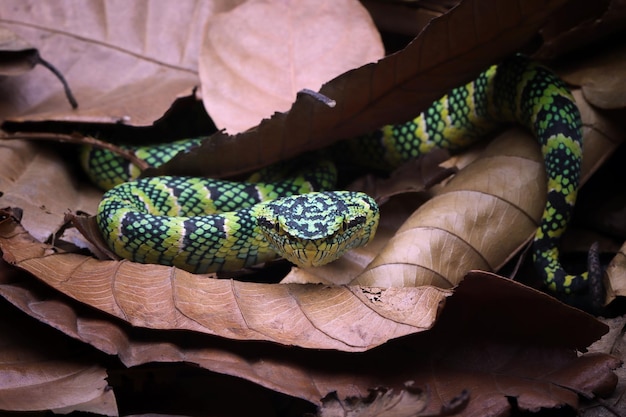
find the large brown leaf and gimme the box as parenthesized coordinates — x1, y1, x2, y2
(0, 0, 221, 124)
(199, 0, 384, 133)
(0, 261, 617, 413)
(0, 139, 101, 243)
(0, 210, 449, 351)
(0, 296, 116, 415)
(148, 0, 574, 178)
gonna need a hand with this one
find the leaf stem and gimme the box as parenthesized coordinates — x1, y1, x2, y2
(35, 53, 79, 109)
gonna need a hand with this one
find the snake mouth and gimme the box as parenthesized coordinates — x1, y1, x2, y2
(255, 191, 380, 268)
(265, 234, 361, 268)
(257, 218, 370, 268)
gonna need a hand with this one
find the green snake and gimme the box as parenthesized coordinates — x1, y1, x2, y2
(84, 55, 586, 293)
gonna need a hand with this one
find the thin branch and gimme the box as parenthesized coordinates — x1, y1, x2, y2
(2, 132, 150, 171)
(35, 53, 79, 109)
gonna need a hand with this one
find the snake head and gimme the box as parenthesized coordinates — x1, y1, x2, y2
(255, 191, 379, 267)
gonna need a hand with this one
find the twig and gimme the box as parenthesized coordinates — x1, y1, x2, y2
(3, 132, 150, 171)
(35, 53, 79, 109)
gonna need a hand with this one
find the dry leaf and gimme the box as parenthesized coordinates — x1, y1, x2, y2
(561, 42, 626, 109)
(200, 0, 384, 133)
(0, 209, 449, 351)
(353, 130, 544, 288)
(0, 262, 617, 412)
(0, 139, 101, 243)
(148, 0, 574, 178)
(536, 0, 626, 59)
(0, 0, 220, 124)
(0, 299, 116, 415)
(317, 384, 437, 417)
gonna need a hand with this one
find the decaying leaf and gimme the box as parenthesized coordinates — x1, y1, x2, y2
(316, 383, 440, 417)
(0, 209, 449, 351)
(200, 0, 384, 133)
(561, 42, 626, 109)
(0, 261, 618, 411)
(148, 0, 574, 178)
(605, 241, 626, 302)
(0, 298, 116, 415)
(0, 1, 220, 125)
(0, 139, 101, 243)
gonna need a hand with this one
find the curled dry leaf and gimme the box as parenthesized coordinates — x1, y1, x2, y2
(0, 300, 116, 415)
(561, 42, 626, 109)
(353, 89, 624, 289)
(0, 139, 101, 243)
(149, 0, 573, 178)
(200, 0, 384, 133)
(0, 209, 450, 351)
(354, 129, 544, 288)
(0, 263, 617, 410)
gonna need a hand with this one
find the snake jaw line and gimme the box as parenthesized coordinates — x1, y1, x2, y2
(256, 191, 379, 268)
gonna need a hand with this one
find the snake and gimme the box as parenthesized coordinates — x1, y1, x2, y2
(84, 54, 586, 293)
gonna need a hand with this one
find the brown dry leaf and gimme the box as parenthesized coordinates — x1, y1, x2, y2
(200, 0, 384, 133)
(561, 42, 626, 109)
(149, 0, 574, 178)
(585, 315, 626, 416)
(536, 0, 626, 59)
(0, 209, 449, 351)
(354, 129, 543, 288)
(0, 299, 116, 415)
(605, 241, 626, 302)
(0, 263, 617, 413)
(0, 0, 222, 124)
(353, 89, 625, 288)
(316, 384, 436, 417)
(0, 139, 101, 243)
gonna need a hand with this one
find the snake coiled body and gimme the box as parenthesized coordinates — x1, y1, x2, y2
(87, 55, 585, 292)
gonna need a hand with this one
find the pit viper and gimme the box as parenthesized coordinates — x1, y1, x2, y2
(84, 55, 586, 293)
